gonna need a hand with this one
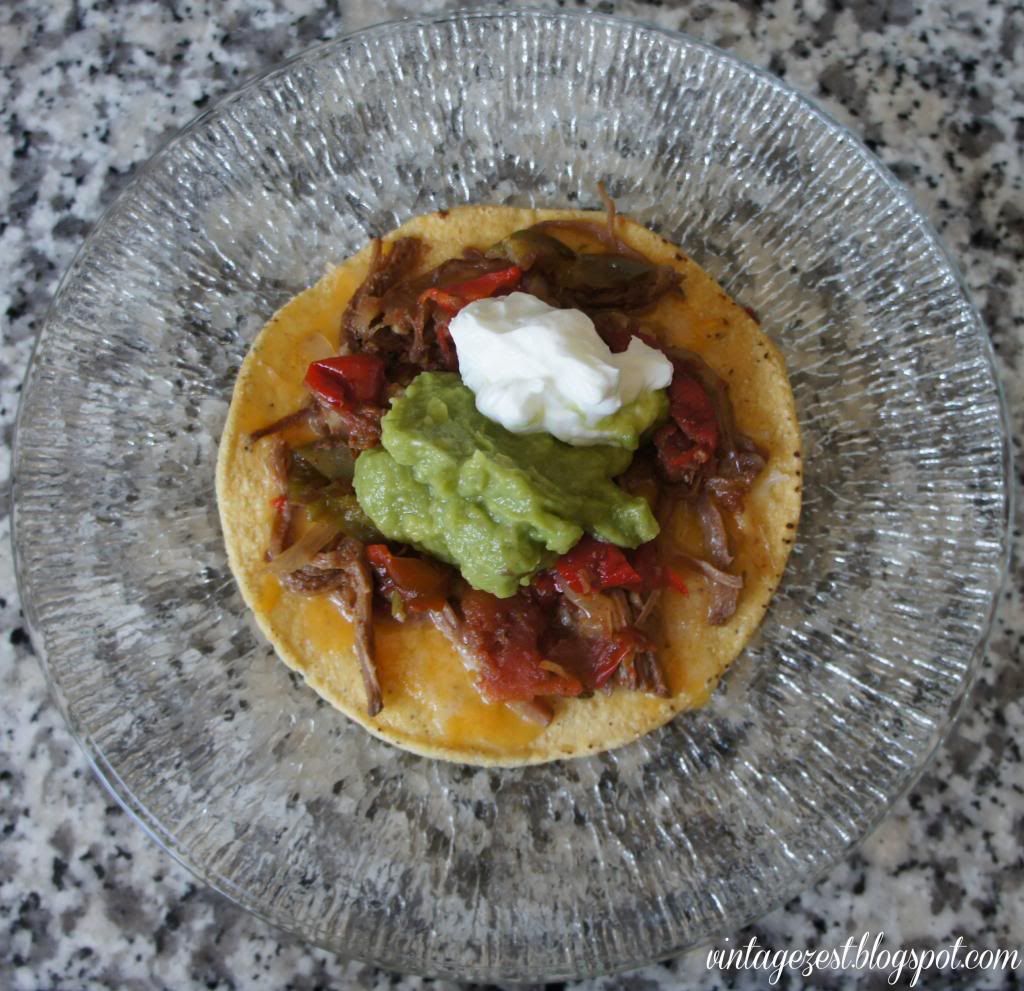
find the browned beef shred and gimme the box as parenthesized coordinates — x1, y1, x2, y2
(341, 237, 423, 355)
(342, 240, 512, 373)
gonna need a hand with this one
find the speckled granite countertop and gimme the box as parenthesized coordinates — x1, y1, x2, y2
(2, 1, 1021, 988)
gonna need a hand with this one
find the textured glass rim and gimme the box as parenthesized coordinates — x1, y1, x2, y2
(11, 6, 1012, 979)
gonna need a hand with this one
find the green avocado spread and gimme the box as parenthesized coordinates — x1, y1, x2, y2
(353, 372, 666, 598)
(583, 388, 669, 449)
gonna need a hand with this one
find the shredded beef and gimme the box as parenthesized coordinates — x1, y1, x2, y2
(249, 403, 319, 443)
(341, 237, 424, 355)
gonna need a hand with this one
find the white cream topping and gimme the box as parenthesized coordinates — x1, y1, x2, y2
(449, 292, 672, 445)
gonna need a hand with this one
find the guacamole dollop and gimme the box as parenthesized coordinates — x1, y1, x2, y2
(589, 389, 670, 449)
(353, 372, 665, 598)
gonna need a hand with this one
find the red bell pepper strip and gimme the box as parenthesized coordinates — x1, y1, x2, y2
(365, 544, 451, 613)
(418, 265, 523, 315)
(665, 567, 689, 595)
(653, 421, 708, 476)
(668, 367, 718, 452)
(304, 354, 386, 411)
(462, 589, 583, 702)
(591, 634, 634, 688)
(630, 540, 661, 590)
(630, 540, 688, 595)
(554, 536, 643, 595)
(434, 322, 459, 371)
(529, 570, 560, 605)
(364, 544, 390, 568)
(653, 363, 720, 480)
(545, 628, 650, 691)
(591, 629, 653, 688)
(419, 288, 464, 313)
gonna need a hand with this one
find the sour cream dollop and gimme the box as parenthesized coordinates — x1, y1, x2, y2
(449, 292, 673, 446)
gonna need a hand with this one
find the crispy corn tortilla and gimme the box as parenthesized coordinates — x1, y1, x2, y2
(217, 207, 802, 765)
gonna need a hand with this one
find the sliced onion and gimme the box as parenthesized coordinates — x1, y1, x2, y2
(266, 519, 340, 575)
(698, 492, 733, 568)
(539, 659, 573, 679)
(758, 467, 789, 490)
(507, 699, 554, 726)
(561, 586, 628, 638)
(633, 588, 662, 627)
(675, 553, 744, 589)
(317, 405, 350, 438)
(727, 445, 768, 481)
(300, 332, 337, 364)
(675, 554, 743, 625)
(707, 582, 741, 626)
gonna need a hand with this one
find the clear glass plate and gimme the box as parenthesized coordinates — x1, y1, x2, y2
(12, 9, 1009, 981)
